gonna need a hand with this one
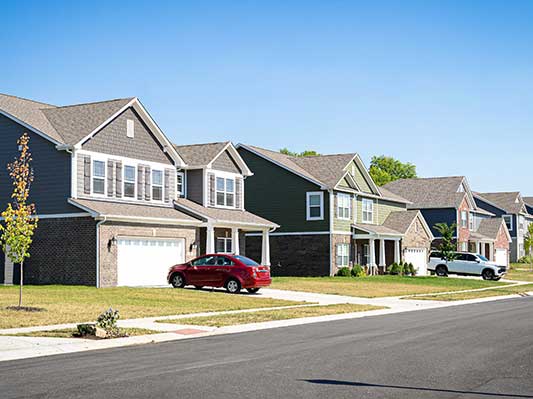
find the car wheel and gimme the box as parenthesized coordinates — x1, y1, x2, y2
(247, 288, 260, 294)
(482, 269, 495, 280)
(226, 279, 241, 294)
(171, 273, 185, 288)
(194, 285, 204, 290)
(435, 265, 448, 277)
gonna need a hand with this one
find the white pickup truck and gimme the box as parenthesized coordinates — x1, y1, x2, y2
(428, 251, 507, 281)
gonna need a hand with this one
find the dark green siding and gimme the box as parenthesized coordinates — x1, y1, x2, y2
(239, 148, 329, 232)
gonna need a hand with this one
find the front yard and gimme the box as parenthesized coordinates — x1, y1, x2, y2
(270, 275, 507, 298)
(408, 283, 533, 301)
(507, 265, 533, 282)
(0, 285, 304, 329)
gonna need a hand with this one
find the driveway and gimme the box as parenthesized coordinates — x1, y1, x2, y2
(1, 297, 532, 398)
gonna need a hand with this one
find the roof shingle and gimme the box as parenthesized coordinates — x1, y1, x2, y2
(173, 142, 229, 168)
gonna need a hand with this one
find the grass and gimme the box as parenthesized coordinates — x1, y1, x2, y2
(0, 285, 305, 329)
(407, 283, 533, 301)
(507, 265, 533, 282)
(3, 327, 158, 338)
(269, 275, 506, 298)
(160, 303, 385, 327)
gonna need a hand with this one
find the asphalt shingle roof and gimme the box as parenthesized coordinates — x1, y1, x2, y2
(173, 142, 229, 168)
(476, 218, 506, 240)
(382, 210, 420, 235)
(475, 192, 526, 215)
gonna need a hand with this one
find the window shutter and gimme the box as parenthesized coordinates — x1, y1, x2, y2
(115, 161, 122, 198)
(83, 155, 91, 194)
(164, 169, 170, 203)
(352, 196, 356, 222)
(107, 160, 114, 197)
(144, 166, 151, 201)
(235, 177, 243, 209)
(208, 173, 215, 206)
(137, 165, 144, 200)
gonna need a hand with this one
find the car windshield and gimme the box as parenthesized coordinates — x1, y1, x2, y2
(234, 255, 259, 266)
(477, 255, 489, 261)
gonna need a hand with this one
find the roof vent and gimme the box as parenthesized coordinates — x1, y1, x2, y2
(126, 119, 134, 138)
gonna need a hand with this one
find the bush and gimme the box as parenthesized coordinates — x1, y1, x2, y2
(336, 267, 351, 277)
(351, 264, 366, 277)
(404, 262, 416, 276)
(388, 262, 402, 275)
(517, 255, 533, 264)
(96, 308, 120, 337)
(76, 323, 96, 337)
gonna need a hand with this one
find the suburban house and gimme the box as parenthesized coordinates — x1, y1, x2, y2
(0, 93, 276, 287)
(383, 176, 511, 266)
(474, 192, 533, 262)
(523, 197, 533, 216)
(236, 144, 434, 276)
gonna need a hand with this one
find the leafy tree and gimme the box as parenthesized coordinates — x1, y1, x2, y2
(434, 223, 458, 262)
(279, 148, 320, 157)
(0, 133, 38, 308)
(524, 223, 533, 271)
(369, 155, 417, 186)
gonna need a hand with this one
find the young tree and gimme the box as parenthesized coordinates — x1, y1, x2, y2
(0, 133, 38, 308)
(434, 223, 458, 262)
(279, 148, 320, 157)
(524, 223, 533, 272)
(369, 155, 417, 186)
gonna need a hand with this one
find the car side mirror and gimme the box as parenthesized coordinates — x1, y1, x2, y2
(476, 259, 480, 263)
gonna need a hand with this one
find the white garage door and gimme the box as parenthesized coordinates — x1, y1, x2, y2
(117, 237, 185, 286)
(495, 249, 508, 267)
(404, 248, 428, 276)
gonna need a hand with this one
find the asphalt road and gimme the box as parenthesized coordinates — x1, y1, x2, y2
(1, 297, 532, 399)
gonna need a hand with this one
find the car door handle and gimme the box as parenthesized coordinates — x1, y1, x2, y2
(216, 268, 226, 272)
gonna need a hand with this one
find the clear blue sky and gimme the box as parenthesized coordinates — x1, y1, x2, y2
(2, 1, 533, 194)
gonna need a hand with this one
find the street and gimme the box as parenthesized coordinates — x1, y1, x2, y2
(1, 297, 532, 398)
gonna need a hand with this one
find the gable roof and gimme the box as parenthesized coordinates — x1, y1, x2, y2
(475, 192, 529, 215)
(476, 218, 511, 242)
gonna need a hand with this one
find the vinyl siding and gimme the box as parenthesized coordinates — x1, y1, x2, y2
(238, 147, 329, 232)
(377, 199, 406, 224)
(347, 160, 372, 193)
(186, 169, 204, 205)
(333, 192, 353, 232)
(356, 196, 376, 224)
(419, 208, 457, 237)
(212, 150, 242, 174)
(0, 114, 79, 214)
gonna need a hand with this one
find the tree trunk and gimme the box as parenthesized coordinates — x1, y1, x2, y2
(19, 261, 23, 307)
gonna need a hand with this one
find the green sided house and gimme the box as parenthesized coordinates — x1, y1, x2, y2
(236, 144, 434, 276)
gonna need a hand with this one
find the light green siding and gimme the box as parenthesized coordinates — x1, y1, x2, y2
(377, 199, 407, 224)
(356, 196, 377, 224)
(333, 191, 353, 232)
(345, 160, 372, 193)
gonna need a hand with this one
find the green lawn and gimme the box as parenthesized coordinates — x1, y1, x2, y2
(408, 283, 533, 301)
(3, 327, 158, 338)
(507, 265, 533, 282)
(270, 275, 507, 298)
(160, 303, 384, 327)
(0, 286, 305, 329)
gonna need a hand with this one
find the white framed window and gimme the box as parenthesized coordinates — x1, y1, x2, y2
(152, 170, 163, 201)
(306, 192, 324, 221)
(503, 215, 513, 231)
(216, 237, 233, 253)
(123, 165, 136, 198)
(460, 242, 468, 251)
(126, 119, 135, 138)
(336, 243, 350, 267)
(468, 212, 474, 231)
(176, 172, 185, 197)
(362, 198, 373, 223)
(519, 215, 525, 231)
(337, 193, 351, 220)
(92, 160, 106, 195)
(460, 210, 468, 228)
(216, 177, 235, 207)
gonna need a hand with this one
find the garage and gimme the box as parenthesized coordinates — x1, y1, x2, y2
(495, 249, 509, 267)
(117, 237, 185, 286)
(404, 248, 428, 276)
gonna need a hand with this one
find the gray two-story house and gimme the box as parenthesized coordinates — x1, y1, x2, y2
(0, 93, 276, 287)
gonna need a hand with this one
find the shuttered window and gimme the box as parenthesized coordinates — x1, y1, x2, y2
(92, 160, 106, 195)
(176, 172, 185, 197)
(152, 170, 163, 201)
(216, 177, 235, 207)
(124, 165, 136, 198)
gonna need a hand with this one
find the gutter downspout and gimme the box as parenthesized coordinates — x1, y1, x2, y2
(95, 217, 107, 288)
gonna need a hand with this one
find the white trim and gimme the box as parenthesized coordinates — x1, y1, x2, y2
(77, 150, 173, 172)
(408, 211, 435, 241)
(336, 192, 351, 220)
(0, 212, 91, 221)
(95, 217, 106, 288)
(329, 190, 334, 276)
(354, 153, 381, 195)
(332, 230, 353, 235)
(208, 142, 253, 177)
(176, 171, 185, 198)
(333, 170, 360, 192)
(123, 164, 137, 199)
(503, 215, 513, 232)
(70, 149, 77, 198)
(151, 169, 164, 202)
(361, 198, 374, 223)
(306, 191, 324, 221)
(214, 174, 236, 209)
(246, 231, 330, 237)
(0, 109, 63, 146)
(91, 158, 107, 197)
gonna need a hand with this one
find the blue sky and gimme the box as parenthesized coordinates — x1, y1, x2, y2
(2, 1, 533, 194)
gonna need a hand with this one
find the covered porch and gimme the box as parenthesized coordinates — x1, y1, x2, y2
(469, 233, 495, 261)
(353, 224, 403, 275)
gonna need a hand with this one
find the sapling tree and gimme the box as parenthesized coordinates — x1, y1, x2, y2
(524, 223, 533, 272)
(0, 133, 38, 308)
(434, 222, 458, 262)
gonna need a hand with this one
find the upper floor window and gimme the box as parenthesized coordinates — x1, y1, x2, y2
(123, 165, 136, 198)
(152, 170, 163, 201)
(216, 177, 235, 207)
(176, 172, 185, 197)
(337, 193, 351, 220)
(92, 160, 106, 195)
(306, 192, 324, 221)
(519, 215, 525, 231)
(469, 212, 474, 231)
(503, 215, 513, 231)
(362, 198, 373, 223)
(460, 210, 468, 228)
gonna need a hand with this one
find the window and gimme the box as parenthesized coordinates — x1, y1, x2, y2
(176, 172, 185, 197)
(123, 165, 136, 198)
(216, 177, 235, 207)
(460, 242, 468, 251)
(469, 212, 474, 231)
(337, 193, 351, 220)
(216, 237, 233, 253)
(460, 210, 468, 228)
(126, 119, 135, 138)
(92, 160, 105, 195)
(362, 198, 373, 223)
(192, 255, 216, 266)
(152, 170, 163, 201)
(306, 192, 324, 220)
(336, 243, 350, 267)
(519, 216, 525, 231)
(503, 215, 513, 231)
(234, 255, 259, 266)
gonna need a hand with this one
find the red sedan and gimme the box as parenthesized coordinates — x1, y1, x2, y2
(167, 254, 271, 294)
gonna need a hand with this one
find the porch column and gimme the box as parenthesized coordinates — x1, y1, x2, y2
(206, 224, 215, 254)
(476, 241, 481, 254)
(394, 239, 400, 263)
(481, 243, 486, 257)
(369, 238, 376, 274)
(261, 229, 271, 266)
(232, 228, 240, 255)
(379, 239, 386, 267)
(489, 243, 494, 261)
(353, 240, 358, 265)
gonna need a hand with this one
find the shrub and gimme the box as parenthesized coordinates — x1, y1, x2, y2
(76, 323, 96, 337)
(517, 255, 533, 264)
(96, 308, 120, 337)
(336, 267, 351, 277)
(388, 262, 402, 275)
(351, 264, 366, 277)
(404, 262, 416, 276)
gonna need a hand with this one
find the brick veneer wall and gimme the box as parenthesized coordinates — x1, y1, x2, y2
(247, 234, 330, 276)
(403, 216, 432, 250)
(457, 197, 471, 249)
(98, 222, 199, 287)
(331, 234, 352, 275)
